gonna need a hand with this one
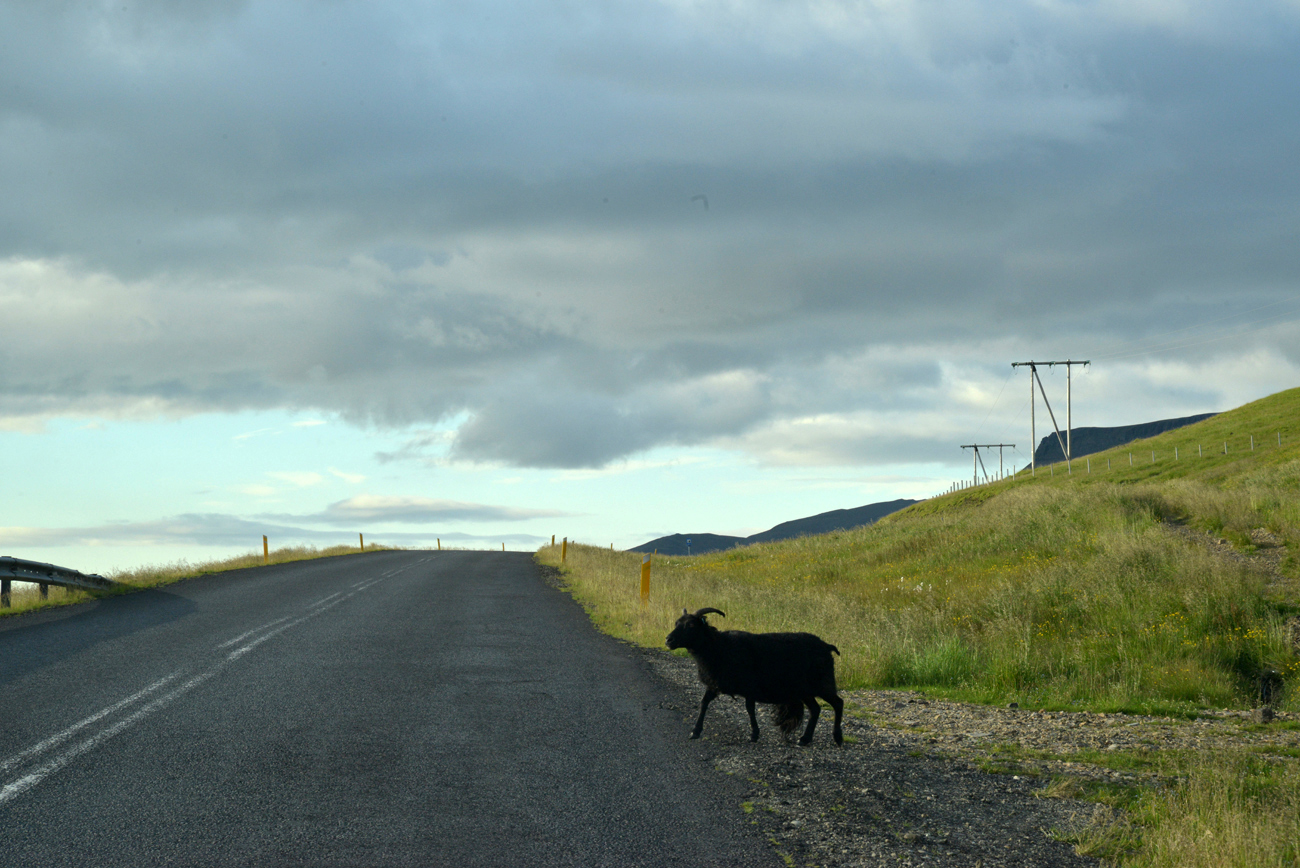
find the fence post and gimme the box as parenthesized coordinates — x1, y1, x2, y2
(1251, 435, 1255, 450)
(40, 582, 48, 599)
(1175, 447, 1178, 460)
(437, 538, 441, 550)
(359, 533, 364, 551)
(263, 535, 269, 565)
(1, 579, 9, 608)
(562, 538, 568, 563)
(641, 554, 651, 606)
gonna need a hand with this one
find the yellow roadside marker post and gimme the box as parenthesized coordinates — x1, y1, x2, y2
(359, 533, 364, 551)
(437, 538, 441, 550)
(561, 537, 567, 563)
(263, 535, 269, 565)
(640, 554, 651, 607)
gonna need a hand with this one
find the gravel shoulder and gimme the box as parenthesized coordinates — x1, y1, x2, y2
(638, 648, 1299, 868)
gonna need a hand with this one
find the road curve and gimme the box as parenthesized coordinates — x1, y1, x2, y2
(0, 551, 777, 867)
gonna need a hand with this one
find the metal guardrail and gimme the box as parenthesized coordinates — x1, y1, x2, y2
(1, 556, 117, 607)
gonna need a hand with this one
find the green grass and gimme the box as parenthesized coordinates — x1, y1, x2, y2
(1, 543, 397, 618)
(1022, 387, 1300, 486)
(1065, 752, 1300, 868)
(540, 482, 1297, 713)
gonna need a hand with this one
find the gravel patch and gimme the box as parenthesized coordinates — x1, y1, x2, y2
(639, 649, 1299, 868)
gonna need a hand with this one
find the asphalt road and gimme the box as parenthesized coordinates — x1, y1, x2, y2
(0, 551, 778, 867)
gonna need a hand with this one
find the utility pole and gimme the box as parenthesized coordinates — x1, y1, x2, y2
(961, 443, 1016, 485)
(1011, 360, 1089, 474)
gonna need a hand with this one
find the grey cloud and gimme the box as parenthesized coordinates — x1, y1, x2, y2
(3, 0, 1299, 467)
(0, 513, 545, 550)
(1, 514, 345, 548)
(726, 427, 983, 469)
(263, 496, 569, 525)
(447, 355, 948, 468)
(450, 388, 661, 469)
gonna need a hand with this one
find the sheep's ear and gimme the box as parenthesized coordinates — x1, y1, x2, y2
(682, 608, 689, 616)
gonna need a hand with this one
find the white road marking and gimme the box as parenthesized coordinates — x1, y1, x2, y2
(306, 591, 344, 608)
(226, 595, 349, 660)
(2, 569, 394, 805)
(0, 671, 215, 807)
(0, 673, 182, 776)
(215, 616, 292, 649)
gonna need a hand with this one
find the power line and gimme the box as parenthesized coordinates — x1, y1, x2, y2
(960, 443, 1016, 484)
(1011, 360, 1089, 475)
(1095, 314, 1300, 362)
(1090, 296, 1300, 362)
(972, 366, 1015, 442)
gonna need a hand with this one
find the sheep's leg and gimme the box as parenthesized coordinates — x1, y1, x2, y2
(830, 694, 844, 745)
(822, 692, 845, 745)
(798, 698, 821, 745)
(745, 698, 760, 742)
(690, 688, 718, 739)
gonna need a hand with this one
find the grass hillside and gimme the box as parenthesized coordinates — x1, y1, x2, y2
(541, 386, 1300, 714)
(1013, 386, 1297, 486)
(537, 386, 1300, 867)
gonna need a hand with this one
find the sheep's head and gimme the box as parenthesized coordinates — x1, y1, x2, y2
(665, 607, 725, 650)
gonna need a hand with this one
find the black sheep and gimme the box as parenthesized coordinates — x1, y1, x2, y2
(665, 607, 844, 746)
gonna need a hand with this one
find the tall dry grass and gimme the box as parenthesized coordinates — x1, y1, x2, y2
(1119, 754, 1300, 868)
(539, 482, 1297, 714)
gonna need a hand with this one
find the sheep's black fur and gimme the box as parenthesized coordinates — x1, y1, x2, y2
(665, 607, 844, 746)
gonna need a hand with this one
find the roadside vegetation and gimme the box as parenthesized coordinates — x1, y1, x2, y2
(537, 386, 1300, 866)
(1, 543, 391, 618)
(1086, 752, 1300, 867)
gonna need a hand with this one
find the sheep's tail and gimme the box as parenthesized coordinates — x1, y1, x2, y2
(772, 702, 804, 738)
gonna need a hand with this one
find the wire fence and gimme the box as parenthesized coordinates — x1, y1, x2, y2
(941, 430, 1287, 496)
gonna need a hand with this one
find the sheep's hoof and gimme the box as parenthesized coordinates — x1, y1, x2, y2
(689, 732, 703, 740)
(798, 737, 814, 746)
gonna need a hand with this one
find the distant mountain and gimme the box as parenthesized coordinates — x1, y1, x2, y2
(630, 498, 921, 555)
(628, 533, 746, 556)
(745, 499, 921, 544)
(1032, 413, 1217, 466)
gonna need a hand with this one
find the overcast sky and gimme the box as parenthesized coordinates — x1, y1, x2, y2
(3, 0, 1299, 573)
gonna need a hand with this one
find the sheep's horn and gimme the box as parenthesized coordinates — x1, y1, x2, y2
(694, 607, 726, 618)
